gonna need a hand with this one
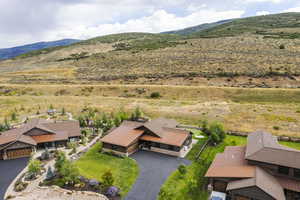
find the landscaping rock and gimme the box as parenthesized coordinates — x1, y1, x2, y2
(106, 186, 120, 197)
(88, 179, 99, 187)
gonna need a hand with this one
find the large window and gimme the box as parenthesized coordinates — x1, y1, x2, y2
(278, 166, 290, 175)
(294, 168, 300, 178)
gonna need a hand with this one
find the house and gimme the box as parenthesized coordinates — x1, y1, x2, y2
(0, 118, 81, 160)
(205, 131, 300, 200)
(100, 118, 192, 157)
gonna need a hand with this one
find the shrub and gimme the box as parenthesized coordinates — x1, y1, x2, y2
(28, 159, 42, 177)
(102, 171, 114, 189)
(59, 160, 80, 185)
(14, 181, 28, 192)
(158, 188, 174, 200)
(11, 112, 17, 121)
(67, 142, 77, 150)
(150, 92, 161, 98)
(54, 151, 67, 172)
(279, 44, 285, 49)
(201, 120, 226, 145)
(131, 107, 143, 121)
(273, 126, 280, 130)
(178, 164, 187, 176)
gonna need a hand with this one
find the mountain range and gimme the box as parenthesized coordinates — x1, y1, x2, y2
(0, 39, 80, 60)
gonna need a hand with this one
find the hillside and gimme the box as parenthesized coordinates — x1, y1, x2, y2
(0, 13, 300, 88)
(0, 39, 80, 60)
(190, 12, 300, 38)
(162, 19, 232, 35)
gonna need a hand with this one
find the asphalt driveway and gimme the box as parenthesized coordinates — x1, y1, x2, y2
(0, 158, 28, 200)
(125, 150, 190, 200)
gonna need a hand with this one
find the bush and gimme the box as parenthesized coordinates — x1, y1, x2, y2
(130, 107, 143, 121)
(201, 120, 226, 145)
(279, 44, 285, 49)
(59, 160, 80, 185)
(178, 165, 187, 177)
(102, 171, 114, 189)
(208, 122, 226, 145)
(28, 159, 42, 177)
(150, 92, 161, 98)
(14, 181, 28, 192)
(11, 112, 17, 121)
(159, 188, 174, 200)
(273, 126, 280, 130)
(54, 151, 67, 172)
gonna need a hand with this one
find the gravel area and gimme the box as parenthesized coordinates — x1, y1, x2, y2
(10, 186, 108, 200)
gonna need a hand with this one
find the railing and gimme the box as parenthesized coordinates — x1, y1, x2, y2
(196, 139, 210, 160)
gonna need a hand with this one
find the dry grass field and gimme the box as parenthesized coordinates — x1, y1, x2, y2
(0, 84, 300, 137)
(0, 34, 300, 87)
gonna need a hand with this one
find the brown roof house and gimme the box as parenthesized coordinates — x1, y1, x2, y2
(0, 119, 81, 160)
(206, 131, 300, 200)
(101, 118, 192, 157)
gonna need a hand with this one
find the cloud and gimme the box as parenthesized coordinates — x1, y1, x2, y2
(45, 9, 244, 41)
(4, 0, 300, 48)
(245, 0, 283, 3)
(256, 11, 271, 15)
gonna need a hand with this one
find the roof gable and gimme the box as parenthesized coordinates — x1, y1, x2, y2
(135, 118, 180, 138)
(245, 131, 300, 169)
(227, 167, 286, 200)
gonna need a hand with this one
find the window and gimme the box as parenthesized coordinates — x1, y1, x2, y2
(278, 166, 289, 175)
(294, 168, 300, 178)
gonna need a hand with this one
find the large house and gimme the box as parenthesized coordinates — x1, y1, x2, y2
(0, 119, 81, 160)
(101, 118, 192, 157)
(206, 131, 300, 200)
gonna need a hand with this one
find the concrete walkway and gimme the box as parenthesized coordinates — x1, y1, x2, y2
(125, 151, 191, 200)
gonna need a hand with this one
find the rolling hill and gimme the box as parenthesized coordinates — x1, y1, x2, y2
(162, 19, 232, 35)
(0, 12, 300, 88)
(0, 39, 80, 60)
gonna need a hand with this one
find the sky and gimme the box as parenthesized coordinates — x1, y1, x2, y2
(0, 0, 300, 48)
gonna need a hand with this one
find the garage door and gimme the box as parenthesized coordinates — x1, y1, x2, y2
(6, 148, 32, 159)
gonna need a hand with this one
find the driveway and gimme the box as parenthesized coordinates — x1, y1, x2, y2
(0, 158, 28, 200)
(125, 150, 191, 200)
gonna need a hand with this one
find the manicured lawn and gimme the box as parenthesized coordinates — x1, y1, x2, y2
(75, 143, 139, 197)
(158, 134, 300, 200)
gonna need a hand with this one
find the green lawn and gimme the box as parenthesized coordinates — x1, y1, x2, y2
(75, 143, 139, 197)
(158, 134, 300, 200)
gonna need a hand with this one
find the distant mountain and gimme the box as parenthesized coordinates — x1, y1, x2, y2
(162, 19, 233, 35)
(0, 39, 80, 60)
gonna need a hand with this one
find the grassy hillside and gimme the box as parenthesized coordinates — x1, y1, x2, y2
(0, 13, 300, 87)
(163, 19, 232, 35)
(191, 12, 300, 38)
